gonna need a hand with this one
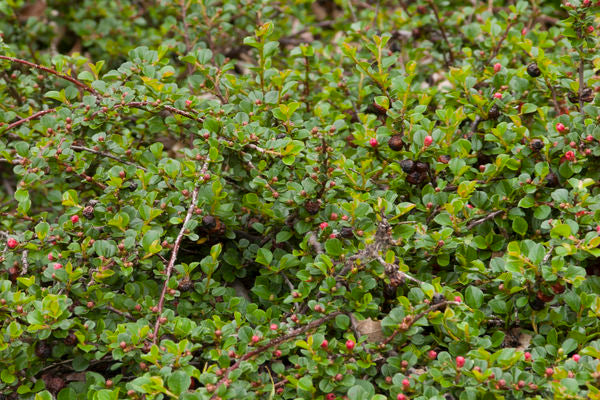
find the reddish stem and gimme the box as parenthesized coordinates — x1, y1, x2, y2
(0, 55, 98, 96)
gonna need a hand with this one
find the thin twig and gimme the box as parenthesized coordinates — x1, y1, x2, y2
(465, 210, 504, 230)
(212, 311, 343, 398)
(1, 108, 57, 133)
(21, 250, 29, 275)
(543, 245, 554, 264)
(427, 0, 454, 66)
(376, 256, 424, 285)
(71, 145, 147, 171)
(578, 56, 585, 117)
(0, 55, 98, 96)
(152, 162, 208, 343)
(106, 305, 136, 321)
(487, 22, 514, 63)
(382, 301, 460, 345)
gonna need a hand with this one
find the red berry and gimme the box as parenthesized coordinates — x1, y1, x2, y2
(428, 350, 437, 360)
(71, 215, 79, 223)
(498, 379, 506, 388)
(586, 135, 594, 142)
(320, 222, 329, 230)
(454, 296, 462, 303)
(330, 213, 338, 220)
(572, 354, 580, 362)
(47, 253, 54, 261)
(326, 394, 336, 400)
(493, 63, 502, 73)
(402, 379, 410, 387)
(6, 238, 18, 249)
(397, 394, 407, 400)
(251, 335, 260, 343)
(341, 215, 348, 221)
(329, 233, 337, 239)
(565, 151, 575, 161)
(456, 356, 465, 368)
(54, 263, 63, 270)
(119, 341, 127, 349)
(424, 135, 433, 147)
(185, 100, 192, 107)
(521, 28, 528, 35)
(556, 123, 565, 132)
(321, 339, 328, 349)
(545, 367, 553, 376)
(569, 141, 577, 148)
(588, 26, 594, 33)
(273, 350, 282, 357)
(270, 323, 278, 330)
(369, 138, 378, 147)
(493, 92, 503, 99)
(345, 339, 355, 350)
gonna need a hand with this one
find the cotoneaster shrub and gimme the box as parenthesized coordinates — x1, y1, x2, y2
(1, 1, 600, 399)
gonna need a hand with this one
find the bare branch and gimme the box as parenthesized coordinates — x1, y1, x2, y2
(465, 210, 504, 230)
(71, 145, 147, 171)
(0, 55, 98, 96)
(152, 162, 208, 343)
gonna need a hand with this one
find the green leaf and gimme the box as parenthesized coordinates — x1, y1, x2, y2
(512, 217, 528, 236)
(465, 286, 484, 308)
(325, 238, 342, 257)
(256, 248, 273, 266)
(167, 371, 190, 395)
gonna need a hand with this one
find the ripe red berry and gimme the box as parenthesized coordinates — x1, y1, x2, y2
(556, 123, 565, 133)
(320, 222, 329, 230)
(424, 135, 433, 147)
(565, 151, 575, 161)
(330, 213, 338, 220)
(572, 354, 580, 362)
(545, 367, 553, 376)
(329, 233, 337, 239)
(71, 215, 79, 223)
(521, 28, 528, 35)
(273, 350, 282, 357)
(428, 350, 437, 360)
(454, 296, 462, 303)
(270, 323, 278, 330)
(119, 341, 127, 349)
(493, 63, 502, 73)
(6, 238, 18, 249)
(185, 100, 192, 107)
(54, 263, 63, 270)
(47, 253, 54, 261)
(341, 215, 348, 221)
(326, 394, 336, 400)
(586, 135, 594, 142)
(251, 335, 260, 343)
(493, 92, 503, 99)
(402, 379, 410, 388)
(321, 339, 328, 349)
(456, 356, 465, 368)
(345, 339, 355, 350)
(369, 138, 378, 147)
(588, 26, 594, 33)
(569, 141, 577, 148)
(397, 394, 407, 400)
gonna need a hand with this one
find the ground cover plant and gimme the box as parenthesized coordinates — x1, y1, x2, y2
(1, 0, 600, 399)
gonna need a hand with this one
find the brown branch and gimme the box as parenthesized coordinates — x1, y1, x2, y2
(70, 145, 147, 171)
(152, 162, 208, 343)
(465, 209, 504, 230)
(106, 305, 136, 321)
(0, 55, 99, 96)
(1, 108, 57, 133)
(578, 56, 585, 117)
(382, 301, 460, 345)
(212, 311, 343, 397)
(487, 22, 514, 63)
(427, 0, 454, 66)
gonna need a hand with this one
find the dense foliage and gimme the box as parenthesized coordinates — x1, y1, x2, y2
(1, 0, 600, 399)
